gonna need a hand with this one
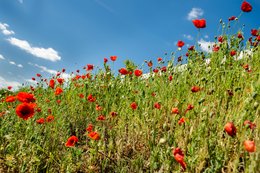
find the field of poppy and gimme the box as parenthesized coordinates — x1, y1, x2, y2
(0, 1, 259, 173)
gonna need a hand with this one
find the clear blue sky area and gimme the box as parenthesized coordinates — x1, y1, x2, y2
(0, 0, 259, 88)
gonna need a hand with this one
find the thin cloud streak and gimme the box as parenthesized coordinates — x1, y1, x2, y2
(93, 0, 115, 13)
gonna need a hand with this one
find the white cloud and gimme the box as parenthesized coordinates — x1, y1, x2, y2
(0, 23, 15, 36)
(204, 35, 209, 39)
(18, 0, 23, 3)
(0, 75, 21, 89)
(0, 54, 5, 60)
(28, 62, 71, 79)
(9, 61, 16, 65)
(17, 64, 23, 68)
(7, 37, 61, 62)
(183, 34, 193, 41)
(187, 8, 204, 21)
(8, 60, 23, 68)
(198, 39, 215, 53)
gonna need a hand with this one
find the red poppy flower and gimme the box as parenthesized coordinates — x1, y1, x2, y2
(119, 68, 128, 75)
(257, 36, 260, 41)
(32, 77, 36, 81)
(154, 102, 161, 109)
(16, 102, 35, 120)
(191, 86, 200, 93)
(110, 56, 117, 61)
(87, 64, 94, 71)
(95, 105, 102, 111)
(243, 120, 256, 130)
(241, 1, 252, 12)
(7, 86, 12, 90)
(177, 40, 185, 48)
(228, 16, 237, 21)
(168, 75, 173, 81)
(171, 108, 179, 114)
(78, 93, 84, 98)
(65, 136, 78, 147)
(46, 115, 54, 122)
(161, 66, 167, 72)
(172, 148, 187, 170)
(230, 50, 236, 56)
(238, 33, 244, 39)
(153, 68, 159, 73)
(147, 61, 153, 67)
(192, 19, 206, 29)
(17, 92, 35, 103)
(212, 45, 220, 52)
(188, 45, 194, 51)
(88, 131, 100, 140)
(87, 94, 96, 102)
(6, 96, 16, 102)
(97, 115, 106, 121)
(55, 87, 63, 95)
(178, 117, 185, 125)
(49, 79, 55, 89)
(242, 64, 249, 70)
(36, 118, 45, 124)
(36, 73, 41, 77)
(244, 140, 256, 152)
(86, 124, 93, 132)
(185, 53, 189, 57)
(36, 107, 41, 112)
(30, 86, 35, 91)
(157, 57, 162, 62)
(224, 122, 237, 137)
(251, 29, 258, 36)
(218, 36, 224, 43)
(130, 102, 138, 110)
(110, 111, 118, 117)
(134, 69, 142, 77)
(57, 78, 64, 85)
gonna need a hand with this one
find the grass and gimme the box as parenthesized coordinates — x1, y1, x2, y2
(0, 18, 260, 173)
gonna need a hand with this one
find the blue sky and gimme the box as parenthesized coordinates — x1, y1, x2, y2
(0, 0, 259, 89)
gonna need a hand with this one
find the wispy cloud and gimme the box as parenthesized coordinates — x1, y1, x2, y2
(7, 37, 61, 62)
(18, 0, 23, 3)
(198, 39, 214, 53)
(187, 8, 204, 21)
(0, 75, 21, 89)
(0, 54, 5, 60)
(183, 34, 193, 41)
(0, 23, 15, 36)
(28, 62, 70, 79)
(9, 60, 23, 68)
(93, 0, 115, 13)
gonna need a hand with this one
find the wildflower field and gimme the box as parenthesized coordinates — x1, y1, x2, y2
(0, 1, 259, 173)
